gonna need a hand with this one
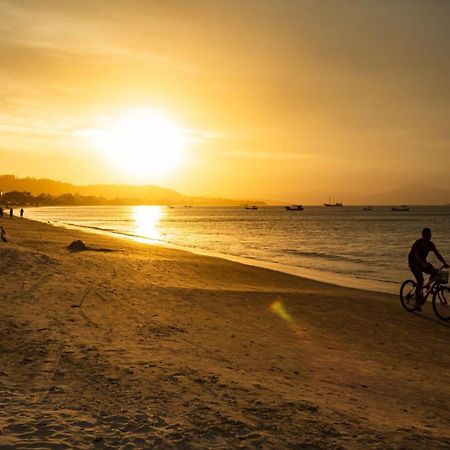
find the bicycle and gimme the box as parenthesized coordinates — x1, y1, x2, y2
(400, 265, 450, 321)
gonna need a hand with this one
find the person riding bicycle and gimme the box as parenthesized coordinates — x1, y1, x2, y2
(408, 227, 449, 311)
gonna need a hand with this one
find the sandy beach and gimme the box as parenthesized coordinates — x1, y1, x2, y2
(0, 216, 449, 449)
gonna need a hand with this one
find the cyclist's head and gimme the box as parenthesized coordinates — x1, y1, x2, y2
(422, 227, 432, 241)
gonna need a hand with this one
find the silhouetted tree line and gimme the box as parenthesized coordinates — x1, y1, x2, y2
(0, 175, 267, 206)
(0, 190, 123, 206)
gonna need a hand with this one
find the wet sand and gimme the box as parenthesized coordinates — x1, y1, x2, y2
(0, 217, 449, 449)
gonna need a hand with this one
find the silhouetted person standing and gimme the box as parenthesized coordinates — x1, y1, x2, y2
(9, 207, 13, 217)
(20, 208, 24, 217)
(0, 207, 3, 217)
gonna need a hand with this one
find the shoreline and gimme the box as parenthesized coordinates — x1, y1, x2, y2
(27, 216, 398, 295)
(1, 216, 449, 448)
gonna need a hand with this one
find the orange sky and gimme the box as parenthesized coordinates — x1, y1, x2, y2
(0, 0, 449, 202)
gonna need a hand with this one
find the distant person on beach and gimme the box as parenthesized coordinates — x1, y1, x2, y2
(408, 227, 449, 311)
(20, 208, 24, 217)
(9, 207, 13, 217)
(1, 226, 6, 242)
(0, 207, 3, 217)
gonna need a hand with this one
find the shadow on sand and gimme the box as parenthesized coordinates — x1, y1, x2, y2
(413, 310, 450, 329)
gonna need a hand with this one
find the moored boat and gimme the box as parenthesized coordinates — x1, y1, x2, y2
(391, 205, 409, 211)
(245, 205, 258, 210)
(363, 206, 373, 211)
(285, 204, 304, 211)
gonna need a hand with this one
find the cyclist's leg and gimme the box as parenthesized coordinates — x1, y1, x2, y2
(423, 263, 437, 282)
(409, 263, 424, 309)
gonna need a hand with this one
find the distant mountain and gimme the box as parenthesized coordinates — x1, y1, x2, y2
(0, 175, 266, 206)
(2, 175, 447, 206)
(267, 184, 450, 205)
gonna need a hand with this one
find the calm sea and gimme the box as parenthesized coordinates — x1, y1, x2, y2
(26, 205, 450, 293)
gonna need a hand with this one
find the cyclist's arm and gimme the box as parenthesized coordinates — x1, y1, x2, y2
(433, 249, 449, 267)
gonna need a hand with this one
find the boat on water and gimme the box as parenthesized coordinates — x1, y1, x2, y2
(285, 204, 304, 211)
(323, 201, 343, 207)
(323, 196, 343, 207)
(245, 205, 258, 210)
(363, 206, 373, 211)
(391, 205, 409, 212)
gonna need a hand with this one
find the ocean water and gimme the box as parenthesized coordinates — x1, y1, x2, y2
(25, 205, 450, 293)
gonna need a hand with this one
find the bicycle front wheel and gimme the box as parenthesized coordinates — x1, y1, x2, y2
(432, 286, 450, 321)
(400, 280, 417, 313)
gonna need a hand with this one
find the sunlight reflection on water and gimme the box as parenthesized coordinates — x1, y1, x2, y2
(132, 205, 164, 240)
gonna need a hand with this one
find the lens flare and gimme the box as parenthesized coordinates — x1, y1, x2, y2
(270, 299, 304, 339)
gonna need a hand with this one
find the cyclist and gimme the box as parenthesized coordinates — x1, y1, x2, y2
(408, 227, 449, 311)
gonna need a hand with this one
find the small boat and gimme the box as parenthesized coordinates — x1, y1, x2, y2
(285, 204, 304, 211)
(167, 205, 175, 209)
(245, 205, 258, 210)
(391, 205, 409, 212)
(363, 206, 373, 211)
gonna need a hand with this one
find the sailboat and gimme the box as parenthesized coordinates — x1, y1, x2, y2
(323, 196, 343, 207)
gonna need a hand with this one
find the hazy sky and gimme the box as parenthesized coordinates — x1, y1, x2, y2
(1, 0, 449, 201)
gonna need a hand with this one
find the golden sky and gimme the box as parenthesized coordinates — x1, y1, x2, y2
(0, 0, 449, 201)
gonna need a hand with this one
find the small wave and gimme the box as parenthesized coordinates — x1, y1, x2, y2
(66, 223, 120, 234)
(283, 248, 364, 264)
(352, 274, 398, 285)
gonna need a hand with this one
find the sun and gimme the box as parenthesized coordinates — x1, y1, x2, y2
(88, 108, 187, 181)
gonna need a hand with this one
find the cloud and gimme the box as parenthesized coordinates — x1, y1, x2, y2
(220, 150, 318, 161)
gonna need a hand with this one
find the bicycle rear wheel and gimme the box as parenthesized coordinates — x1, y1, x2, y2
(432, 286, 450, 321)
(400, 280, 417, 312)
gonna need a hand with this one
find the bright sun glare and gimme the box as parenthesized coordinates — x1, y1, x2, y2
(88, 109, 187, 181)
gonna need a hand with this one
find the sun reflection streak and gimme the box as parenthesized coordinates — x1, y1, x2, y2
(132, 205, 164, 240)
(270, 299, 304, 339)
